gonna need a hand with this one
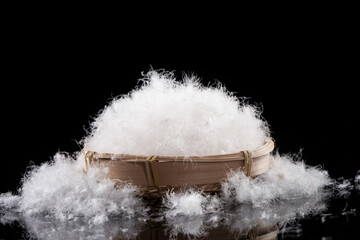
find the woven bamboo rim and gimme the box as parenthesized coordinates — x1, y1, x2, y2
(83, 137, 274, 198)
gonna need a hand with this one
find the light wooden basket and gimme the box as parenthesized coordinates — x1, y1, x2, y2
(83, 137, 274, 198)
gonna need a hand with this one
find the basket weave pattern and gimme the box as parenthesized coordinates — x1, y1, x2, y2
(84, 138, 274, 198)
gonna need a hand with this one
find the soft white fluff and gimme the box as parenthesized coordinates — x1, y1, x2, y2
(355, 171, 360, 191)
(333, 178, 353, 197)
(221, 153, 331, 206)
(163, 190, 221, 239)
(0, 153, 145, 225)
(0, 192, 20, 209)
(83, 70, 269, 156)
(163, 190, 221, 217)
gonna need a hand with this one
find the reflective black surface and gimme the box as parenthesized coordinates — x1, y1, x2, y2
(1, 186, 359, 239)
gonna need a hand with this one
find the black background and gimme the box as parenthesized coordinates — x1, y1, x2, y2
(1, 7, 359, 239)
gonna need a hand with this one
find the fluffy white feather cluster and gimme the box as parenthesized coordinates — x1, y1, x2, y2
(0, 153, 145, 225)
(356, 171, 360, 191)
(221, 153, 331, 206)
(83, 70, 269, 156)
(163, 190, 221, 218)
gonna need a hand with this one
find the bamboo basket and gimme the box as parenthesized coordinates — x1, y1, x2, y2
(83, 137, 274, 198)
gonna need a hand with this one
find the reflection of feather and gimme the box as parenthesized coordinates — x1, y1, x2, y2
(163, 192, 328, 239)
